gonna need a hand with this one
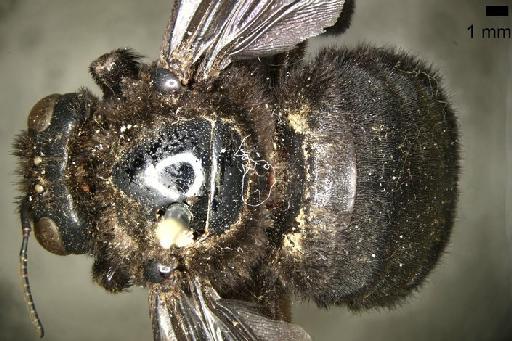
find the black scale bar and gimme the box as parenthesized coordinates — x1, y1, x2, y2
(486, 5, 509, 16)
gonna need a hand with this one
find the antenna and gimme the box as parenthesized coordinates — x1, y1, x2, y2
(19, 197, 45, 338)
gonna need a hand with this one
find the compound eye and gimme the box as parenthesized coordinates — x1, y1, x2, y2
(152, 68, 182, 92)
(34, 217, 68, 255)
(27, 94, 60, 132)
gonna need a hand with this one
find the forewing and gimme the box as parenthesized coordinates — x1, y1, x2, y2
(149, 282, 257, 341)
(159, 0, 346, 83)
(149, 285, 210, 341)
(148, 280, 310, 341)
(212, 299, 312, 341)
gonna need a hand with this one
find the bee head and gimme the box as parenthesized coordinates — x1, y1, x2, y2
(14, 90, 97, 337)
(16, 92, 96, 256)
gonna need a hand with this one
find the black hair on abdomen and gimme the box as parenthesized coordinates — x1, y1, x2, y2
(277, 46, 459, 309)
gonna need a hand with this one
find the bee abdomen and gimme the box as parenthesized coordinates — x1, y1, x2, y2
(277, 46, 459, 309)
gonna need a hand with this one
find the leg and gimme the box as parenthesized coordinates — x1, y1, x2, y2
(89, 48, 141, 98)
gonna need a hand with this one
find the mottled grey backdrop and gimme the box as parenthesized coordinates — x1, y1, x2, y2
(0, 0, 510, 340)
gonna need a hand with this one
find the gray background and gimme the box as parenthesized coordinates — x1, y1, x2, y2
(0, 0, 510, 340)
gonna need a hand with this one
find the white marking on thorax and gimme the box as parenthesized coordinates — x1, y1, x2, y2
(143, 151, 204, 201)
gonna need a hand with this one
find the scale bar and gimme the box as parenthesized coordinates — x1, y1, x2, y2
(486, 5, 509, 16)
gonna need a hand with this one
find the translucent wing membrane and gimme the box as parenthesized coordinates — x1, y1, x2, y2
(213, 300, 311, 341)
(149, 279, 311, 341)
(159, 0, 346, 83)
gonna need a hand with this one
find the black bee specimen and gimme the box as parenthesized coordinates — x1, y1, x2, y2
(14, 0, 458, 340)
